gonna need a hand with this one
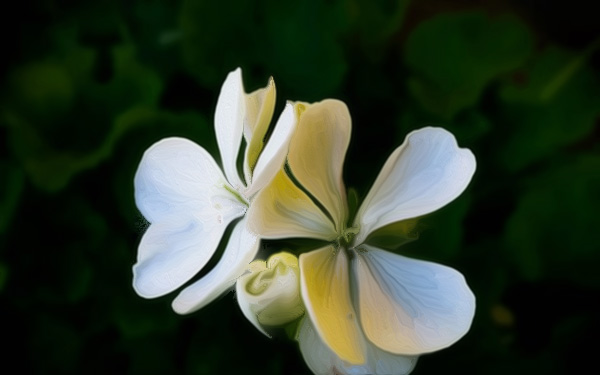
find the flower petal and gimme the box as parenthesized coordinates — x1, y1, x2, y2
(171, 218, 259, 314)
(353, 246, 475, 355)
(133, 138, 246, 298)
(133, 216, 231, 298)
(300, 246, 365, 365)
(214, 68, 245, 189)
(134, 137, 235, 223)
(243, 76, 276, 185)
(298, 317, 418, 375)
(288, 100, 351, 233)
(245, 102, 297, 198)
(247, 169, 337, 240)
(354, 127, 476, 244)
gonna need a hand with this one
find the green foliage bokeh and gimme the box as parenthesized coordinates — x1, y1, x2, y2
(1, 0, 598, 374)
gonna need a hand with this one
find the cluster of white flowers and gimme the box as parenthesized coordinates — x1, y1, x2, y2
(133, 68, 476, 375)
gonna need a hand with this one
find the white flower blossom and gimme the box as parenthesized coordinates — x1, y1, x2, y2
(132, 68, 297, 314)
(247, 100, 476, 374)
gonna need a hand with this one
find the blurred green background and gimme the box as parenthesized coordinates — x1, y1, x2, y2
(1, 0, 598, 374)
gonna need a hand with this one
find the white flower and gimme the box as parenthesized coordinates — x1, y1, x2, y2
(247, 100, 476, 374)
(132, 68, 297, 314)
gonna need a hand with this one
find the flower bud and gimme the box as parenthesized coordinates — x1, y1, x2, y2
(236, 251, 304, 336)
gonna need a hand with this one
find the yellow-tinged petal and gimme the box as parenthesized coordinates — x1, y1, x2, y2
(244, 76, 276, 181)
(300, 246, 365, 365)
(298, 317, 418, 375)
(245, 102, 297, 198)
(247, 169, 337, 240)
(288, 100, 351, 233)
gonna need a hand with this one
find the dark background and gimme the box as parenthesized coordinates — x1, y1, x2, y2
(1, 0, 599, 374)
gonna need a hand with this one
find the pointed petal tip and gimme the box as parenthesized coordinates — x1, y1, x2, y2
(215, 67, 246, 189)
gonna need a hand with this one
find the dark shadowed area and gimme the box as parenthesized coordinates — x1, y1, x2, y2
(1, 0, 598, 374)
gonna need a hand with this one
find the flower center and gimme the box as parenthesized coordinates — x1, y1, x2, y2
(337, 225, 360, 248)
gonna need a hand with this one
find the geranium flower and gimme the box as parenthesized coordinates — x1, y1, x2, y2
(132, 68, 297, 314)
(247, 100, 476, 374)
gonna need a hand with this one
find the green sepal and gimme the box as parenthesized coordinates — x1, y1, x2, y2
(364, 218, 421, 250)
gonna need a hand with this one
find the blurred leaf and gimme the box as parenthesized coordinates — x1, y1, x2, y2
(505, 154, 600, 286)
(350, 0, 410, 61)
(89, 44, 163, 112)
(403, 193, 472, 260)
(404, 11, 533, 119)
(497, 46, 600, 171)
(5, 106, 160, 192)
(0, 161, 25, 234)
(179, 0, 257, 87)
(450, 109, 494, 143)
(181, 0, 350, 98)
(2, 22, 163, 192)
(128, 0, 183, 76)
(7, 62, 76, 123)
(262, 0, 350, 99)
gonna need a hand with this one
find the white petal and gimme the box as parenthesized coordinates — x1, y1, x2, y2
(243, 76, 276, 185)
(133, 138, 246, 298)
(288, 100, 351, 233)
(133, 216, 230, 298)
(354, 127, 476, 245)
(246, 169, 337, 240)
(134, 137, 232, 223)
(245, 102, 297, 198)
(353, 246, 475, 355)
(298, 317, 418, 375)
(236, 252, 303, 337)
(300, 246, 365, 365)
(171, 218, 259, 314)
(215, 68, 245, 189)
